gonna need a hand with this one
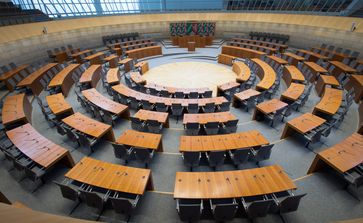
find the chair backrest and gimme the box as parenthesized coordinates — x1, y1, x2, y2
(172, 103, 182, 110)
(220, 102, 230, 111)
(255, 144, 274, 161)
(247, 199, 274, 218)
(79, 189, 104, 210)
(134, 148, 151, 162)
(186, 122, 199, 129)
(213, 202, 238, 221)
(189, 92, 199, 99)
(204, 102, 215, 112)
(232, 149, 251, 164)
(279, 193, 307, 214)
(206, 122, 219, 128)
(109, 196, 134, 214)
(111, 142, 128, 159)
(225, 119, 238, 127)
(183, 152, 201, 167)
(351, 51, 360, 58)
(177, 199, 202, 222)
(203, 90, 213, 98)
(78, 134, 91, 148)
(208, 151, 225, 167)
(146, 119, 160, 127)
(175, 92, 184, 98)
(56, 123, 67, 135)
(130, 116, 142, 125)
(54, 181, 79, 201)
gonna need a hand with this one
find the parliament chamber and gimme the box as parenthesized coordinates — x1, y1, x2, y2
(0, 0, 363, 222)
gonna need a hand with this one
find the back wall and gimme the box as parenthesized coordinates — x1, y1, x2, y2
(0, 13, 362, 64)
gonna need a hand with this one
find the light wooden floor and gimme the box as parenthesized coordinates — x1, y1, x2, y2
(142, 62, 237, 96)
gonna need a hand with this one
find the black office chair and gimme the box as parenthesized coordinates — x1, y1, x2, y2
(182, 152, 201, 171)
(176, 199, 203, 222)
(209, 198, 238, 221)
(111, 142, 133, 164)
(109, 192, 140, 222)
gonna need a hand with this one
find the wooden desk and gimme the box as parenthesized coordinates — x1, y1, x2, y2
(280, 83, 305, 103)
(229, 42, 276, 55)
(65, 157, 153, 194)
(116, 129, 163, 152)
(79, 65, 102, 88)
(84, 52, 105, 65)
(221, 45, 266, 59)
(134, 109, 169, 128)
(48, 64, 80, 97)
(118, 58, 133, 73)
(172, 35, 212, 48)
(82, 88, 129, 119)
(298, 49, 329, 62)
(53, 48, 80, 63)
(130, 72, 146, 85)
(6, 123, 74, 168)
(281, 113, 326, 139)
(282, 65, 305, 86)
(311, 47, 356, 62)
(145, 83, 210, 95)
(107, 38, 152, 49)
(46, 93, 74, 119)
(345, 75, 363, 103)
(187, 42, 195, 51)
(232, 89, 261, 107)
(267, 55, 288, 66)
(106, 68, 120, 86)
(218, 54, 236, 66)
(135, 61, 149, 74)
(126, 46, 162, 60)
(71, 50, 91, 63)
(112, 83, 227, 108)
(308, 133, 363, 174)
(232, 38, 288, 52)
(174, 165, 296, 199)
(329, 61, 357, 78)
(313, 88, 343, 116)
(0, 64, 29, 91)
(303, 62, 328, 82)
(315, 75, 340, 97)
(217, 81, 240, 96)
(183, 112, 237, 125)
(2, 93, 32, 128)
(179, 130, 268, 152)
(232, 61, 251, 83)
(62, 112, 115, 141)
(103, 54, 119, 68)
(253, 99, 288, 120)
(16, 63, 59, 95)
(282, 52, 305, 66)
(251, 58, 276, 91)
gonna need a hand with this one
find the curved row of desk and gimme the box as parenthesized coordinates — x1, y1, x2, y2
(111, 83, 229, 111)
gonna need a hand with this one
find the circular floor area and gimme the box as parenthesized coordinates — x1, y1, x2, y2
(142, 62, 237, 96)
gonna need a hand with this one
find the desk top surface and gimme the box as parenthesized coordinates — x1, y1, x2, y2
(234, 89, 261, 101)
(79, 65, 101, 83)
(0, 64, 29, 81)
(183, 111, 237, 124)
(17, 63, 58, 87)
(281, 83, 305, 101)
(318, 133, 363, 173)
(2, 93, 28, 125)
(106, 68, 120, 85)
(46, 93, 73, 116)
(252, 58, 276, 90)
(284, 65, 305, 83)
(116, 129, 161, 150)
(65, 157, 151, 195)
(179, 130, 269, 152)
(314, 88, 343, 116)
(7, 123, 70, 168)
(304, 62, 328, 73)
(286, 113, 326, 134)
(256, 99, 288, 114)
(134, 109, 169, 123)
(62, 112, 112, 138)
(48, 64, 80, 87)
(82, 88, 128, 115)
(174, 165, 296, 199)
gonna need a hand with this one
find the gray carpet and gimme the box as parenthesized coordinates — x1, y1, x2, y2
(0, 42, 362, 223)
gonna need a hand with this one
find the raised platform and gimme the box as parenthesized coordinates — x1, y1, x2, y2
(142, 62, 236, 96)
